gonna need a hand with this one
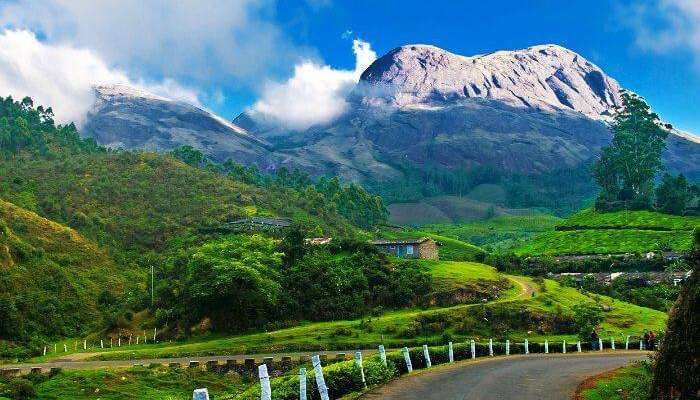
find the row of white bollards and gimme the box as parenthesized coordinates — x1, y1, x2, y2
(191, 337, 647, 399)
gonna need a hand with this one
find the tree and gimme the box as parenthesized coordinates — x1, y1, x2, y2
(572, 304, 603, 341)
(170, 145, 205, 167)
(181, 234, 283, 332)
(651, 229, 699, 399)
(655, 173, 690, 215)
(593, 92, 670, 206)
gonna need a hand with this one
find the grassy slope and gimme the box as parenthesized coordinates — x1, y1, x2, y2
(580, 363, 651, 400)
(378, 227, 485, 261)
(30, 261, 664, 362)
(514, 209, 699, 256)
(423, 214, 561, 251)
(0, 199, 128, 337)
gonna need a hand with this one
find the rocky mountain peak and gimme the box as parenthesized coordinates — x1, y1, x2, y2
(357, 44, 622, 119)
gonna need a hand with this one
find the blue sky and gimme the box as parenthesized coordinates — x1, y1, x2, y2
(0, 0, 698, 133)
(263, 0, 700, 133)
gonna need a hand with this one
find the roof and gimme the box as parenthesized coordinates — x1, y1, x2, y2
(228, 217, 292, 227)
(370, 237, 433, 245)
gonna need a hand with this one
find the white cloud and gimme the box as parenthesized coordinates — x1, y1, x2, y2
(624, 0, 700, 67)
(0, 0, 310, 89)
(251, 39, 377, 129)
(0, 29, 199, 125)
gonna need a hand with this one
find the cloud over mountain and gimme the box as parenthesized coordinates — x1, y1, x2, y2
(250, 39, 377, 129)
(0, 29, 198, 125)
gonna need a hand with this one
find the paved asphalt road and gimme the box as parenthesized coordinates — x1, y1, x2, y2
(363, 352, 649, 400)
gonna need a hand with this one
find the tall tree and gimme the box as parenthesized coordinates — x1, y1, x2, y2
(593, 92, 670, 205)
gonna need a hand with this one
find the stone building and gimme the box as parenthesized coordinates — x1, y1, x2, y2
(370, 237, 439, 260)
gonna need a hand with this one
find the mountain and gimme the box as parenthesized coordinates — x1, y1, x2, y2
(83, 45, 700, 222)
(83, 85, 274, 166)
(356, 44, 622, 118)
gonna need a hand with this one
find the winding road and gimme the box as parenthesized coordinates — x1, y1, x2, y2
(363, 352, 648, 400)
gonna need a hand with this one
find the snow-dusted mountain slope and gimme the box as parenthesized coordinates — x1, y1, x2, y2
(357, 44, 622, 118)
(83, 85, 272, 165)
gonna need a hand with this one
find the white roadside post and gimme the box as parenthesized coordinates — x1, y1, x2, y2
(136, 336, 139, 345)
(100, 339, 104, 349)
(506, 340, 510, 356)
(471, 340, 476, 359)
(378, 345, 387, 367)
(118, 337, 121, 347)
(311, 355, 330, 400)
(143, 331, 147, 344)
(611, 337, 615, 350)
(192, 388, 209, 400)
(423, 345, 432, 368)
(153, 328, 157, 343)
(489, 339, 494, 357)
(577, 341, 582, 353)
(448, 342, 454, 363)
(598, 338, 603, 352)
(562, 340, 566, 354)
(355, 351, 366, 387)
(402, 347, 413, 373)
(625, 336, 630, 350)
(83, 340, 87, 350)
(640, 338, 644, 350)
(299, 368, 307, 400)
(129, 335, 132, 346)
(63, 344, 67, 353)
(544, 340, 549, 354)
(259, 364, 272, 400)
(524, 339, 529, 355)
(43, 346, 47, 356)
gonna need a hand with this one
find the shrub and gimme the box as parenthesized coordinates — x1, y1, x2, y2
(6, 378, 36, 400)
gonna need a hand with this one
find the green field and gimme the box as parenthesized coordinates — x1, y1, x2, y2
(513, 209, 698, 256)
(422, 214, 562, 251)
(513, 229, 694, 256)
(28, 261, 665, 363)
(558, 209, 700, 231)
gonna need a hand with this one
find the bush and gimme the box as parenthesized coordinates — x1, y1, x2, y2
(6, 378, 36, 400)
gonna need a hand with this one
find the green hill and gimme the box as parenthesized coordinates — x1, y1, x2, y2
(514, 209, 698, 256)
(0, 199, 128, 342)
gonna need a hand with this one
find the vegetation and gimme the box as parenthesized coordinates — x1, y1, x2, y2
(651, 229, 699, 400)
(33, 273, 664, 362)
(593, 92, 671, 209)
(580, 362, 652, 400)
(513, 208, 698, 257)
(422, 214, 562, 252)
(154, 232, 432, 336)
(0, 199, 131, 350)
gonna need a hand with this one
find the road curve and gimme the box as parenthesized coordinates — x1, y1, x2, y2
(363, 352, 648, 400)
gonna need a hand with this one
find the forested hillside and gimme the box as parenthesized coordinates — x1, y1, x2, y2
(0, 95, 389, 350)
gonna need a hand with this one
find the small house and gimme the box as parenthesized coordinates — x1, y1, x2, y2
(370, 237, 439, 260)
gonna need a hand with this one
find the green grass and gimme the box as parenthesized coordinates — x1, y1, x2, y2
(422, 260, 501, 281)
(559, 209, 700, 231)
(377, 227, 485, 261)
(580, 362, 652, 400)
(28, 267, 665, 363)
(2, 366, 248, 400)
(422, 214, 562, 251)
(513, 229, 694, 256)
